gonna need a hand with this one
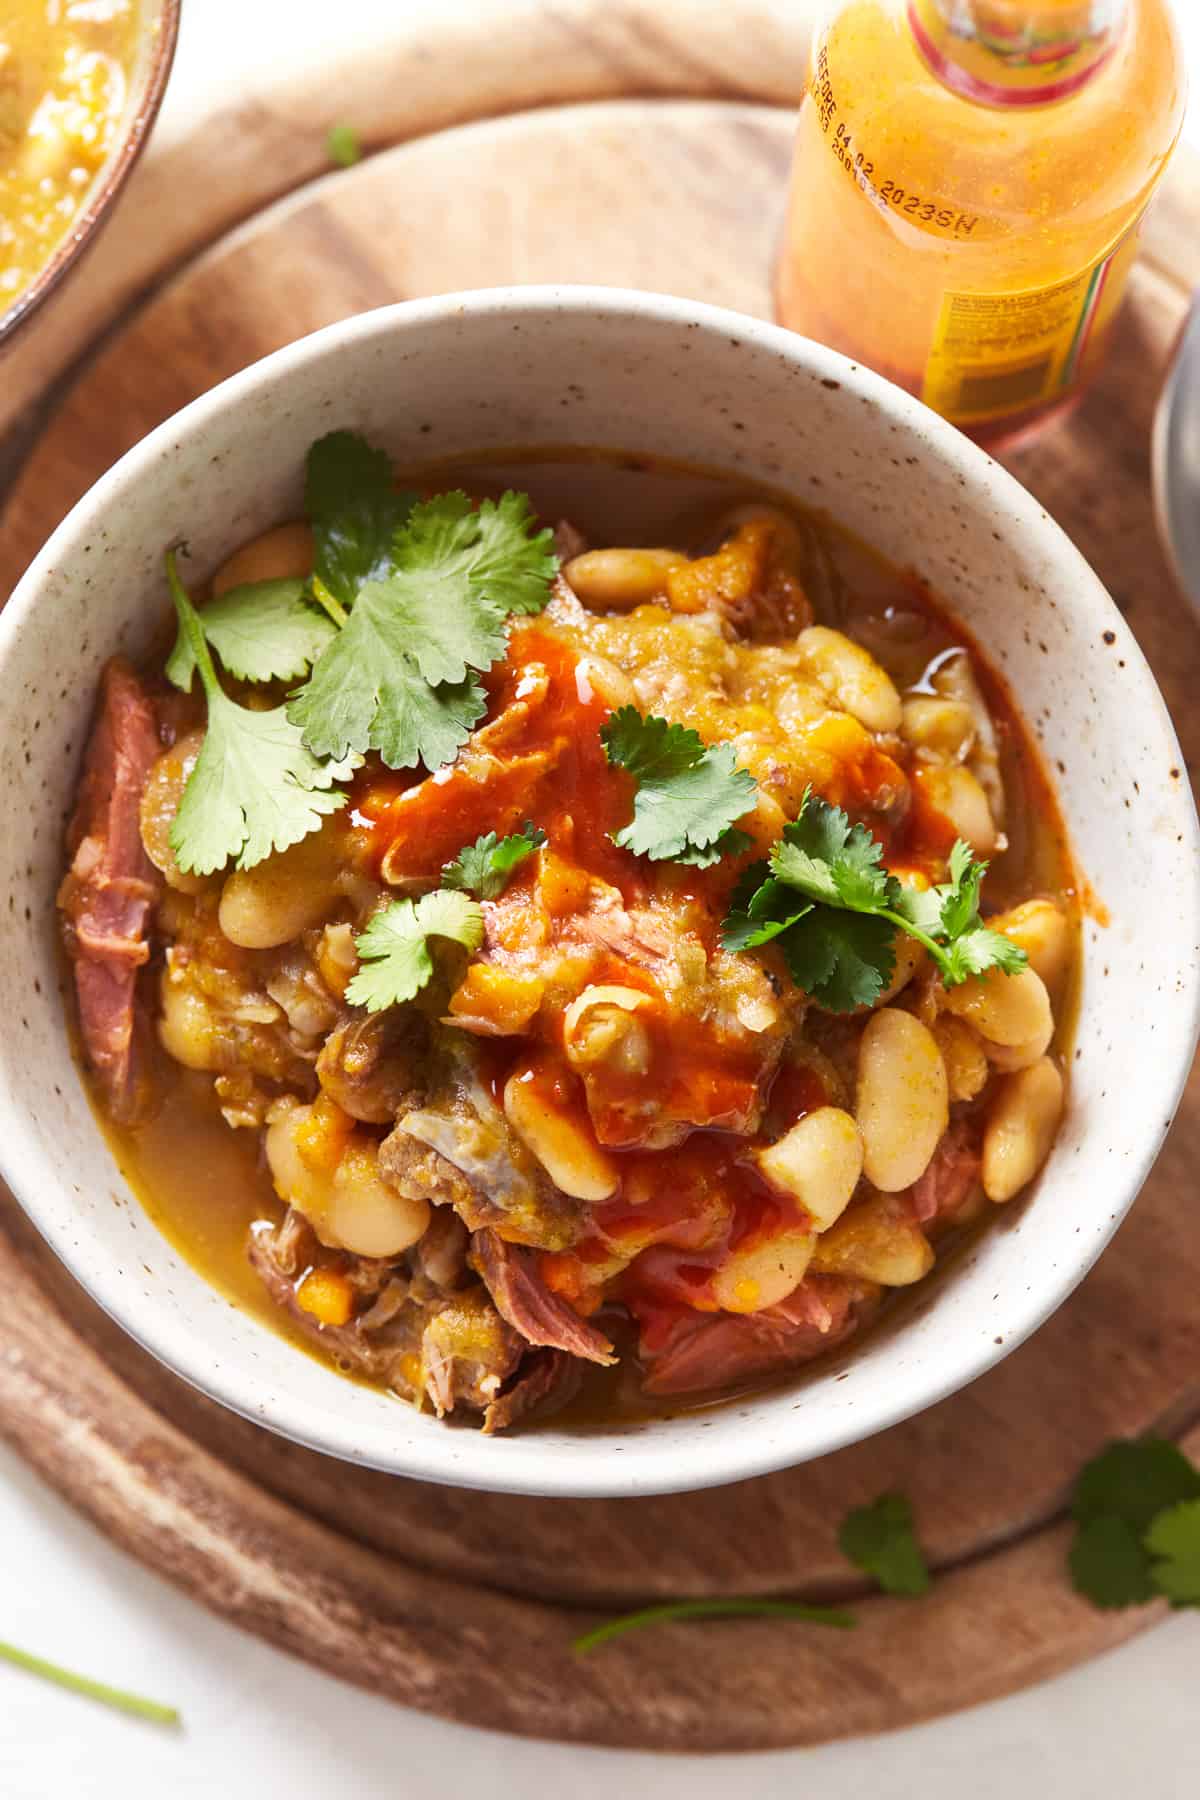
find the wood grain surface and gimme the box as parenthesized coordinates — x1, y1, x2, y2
(0, 22, 1197, 1752)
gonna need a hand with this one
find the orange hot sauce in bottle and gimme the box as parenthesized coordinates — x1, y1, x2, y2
(776, 1, 1186, 449)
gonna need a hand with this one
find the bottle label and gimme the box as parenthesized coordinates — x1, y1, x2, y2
(921, 224, 1142, 424)
(908, 2, 1122, 107)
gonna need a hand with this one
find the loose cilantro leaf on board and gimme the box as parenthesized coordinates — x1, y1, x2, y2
(721, 788, 1026, 1012)
(303, 430, 415, 614)
(326, 123, 361, 168)
(1067, 1439, 1200, 1611)
(1072, 1439, 1200, 1537)
(838, 1493, 931, 1597)
(290, 486, 556, 769)
(1068, 1516, 1155, 1610)
(164, 551, 349, 876)
(442, 822, 547, 900)
(600, 708, 757, 863)
(1145, 1500, 1200, 1606)
(166, 578, 336, 690)
(571, 1598, 857, 1657)
(346, 891, 485, 1012)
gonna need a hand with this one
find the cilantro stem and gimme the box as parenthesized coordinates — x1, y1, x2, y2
(309, 574, 349, 629)
(572, 1598, 857, 1656)
(165, 547, 223, 702)
(0, 1639, 181, 1726)
(876, 907, 954, 980)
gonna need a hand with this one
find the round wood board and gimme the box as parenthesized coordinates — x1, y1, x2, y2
(2, 10, 1200, 1755)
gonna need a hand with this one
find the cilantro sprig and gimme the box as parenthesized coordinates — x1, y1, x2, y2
(722, 789, 1026, 1012)
(442, 822, 547, 900)
(1068, 1439, 1200, 1609)
(289, 480, 557, 770)
(600, 707, 756, 866)
(165, 551, 350, 876)
(346, 890, 485, 1012)
(838, 1492, 931, 1597)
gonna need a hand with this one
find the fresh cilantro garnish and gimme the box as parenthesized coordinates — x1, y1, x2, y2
(345, 890, 485, 1012)
(166, 578, 336, 690)
(289, 487, 556, 769)
(1145, 1500, 1200, 1606)
(600, 707, 757, 864)
(303, 429, 415, 617)
(838, 1492, 931, 1597)
(721, 789, 1026, 1012)
(1069, 1515, 1156, 1609)
(165, 551, 349, 876)
(572, 1598, 857, 1656)
(442, 822, 547, 899)
(0, 1639, 180, 1726)
(326, 123, 361, 168)
(1067, 1438, 1200, 1609)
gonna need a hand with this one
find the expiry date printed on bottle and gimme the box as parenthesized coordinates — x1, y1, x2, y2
(812, 45, 981, 239)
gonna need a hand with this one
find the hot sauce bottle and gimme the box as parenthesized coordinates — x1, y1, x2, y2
(776, 1, 1186, 448)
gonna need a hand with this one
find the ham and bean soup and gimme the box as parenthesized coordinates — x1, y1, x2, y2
(1, 0, 138, 307)
(59, 442, 1078, 1432)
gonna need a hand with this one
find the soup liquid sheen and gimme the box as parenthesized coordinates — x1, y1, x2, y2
(776, 0, 1186, 448)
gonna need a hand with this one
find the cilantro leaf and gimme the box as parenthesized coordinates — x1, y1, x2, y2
(164, 553, 348, 875)
(1066, 1438, 1200, 1611)
(1069, 1515, 1156, 1610)
(1145, 1500, 1200, 1606)
(839, 1493, 930, 1597)
(358, 491, 555, 688)
(290, 486, 555, 772)
(600, 707, 757, 863)
(345, 890, 485, 1012)
(304, 430, 414, 612)
(782, 911, 896, 1014)
(773, 790, 890, 911)
(725, 789, 1027, 1011)
(442, 823, 547, 899)
(287, 580, 488, 769)
(167, 578, 336, 690)
(673, 827, 754, 870)
(1072, 1439, 1200, 1536)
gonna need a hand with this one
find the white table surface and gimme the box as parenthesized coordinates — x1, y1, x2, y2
(3, 3, 1199, 1793)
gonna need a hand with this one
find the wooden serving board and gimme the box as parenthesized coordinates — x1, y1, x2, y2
(1, 2, 1199, 1752)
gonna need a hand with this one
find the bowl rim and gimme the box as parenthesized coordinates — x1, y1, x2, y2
(0, 0, 182, 347)
(4, 284, 1199, 1498)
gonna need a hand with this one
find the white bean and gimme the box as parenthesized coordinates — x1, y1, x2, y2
(856, 1008, 949, 1192)
(158, 973, 221, 1072)
(982, 1056, 1065, 1203)
(795, 625, 902, 732)
(212, 522, 314, 595)
(810, 1193, 935, 1286)
(711, 1229, 815, 1314)
(942, 965, 1053, 1052)
(900, 695, 975, 762)
(219, 820, 344, 949)
(503, 1065, 619, 1201)
(932, 1015, 990, 1101)
(754, 1107, 864, 1230)
(564, 548, 686, 610)
(265, 1104, 430, 1256)
(915, 764, 997, 854)
(989, 898, 1074, 994)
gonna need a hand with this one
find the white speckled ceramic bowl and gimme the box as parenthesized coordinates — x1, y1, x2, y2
(1, 289, 1196, 1498)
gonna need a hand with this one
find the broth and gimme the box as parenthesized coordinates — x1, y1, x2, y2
(86, 451, 1081, 1426)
